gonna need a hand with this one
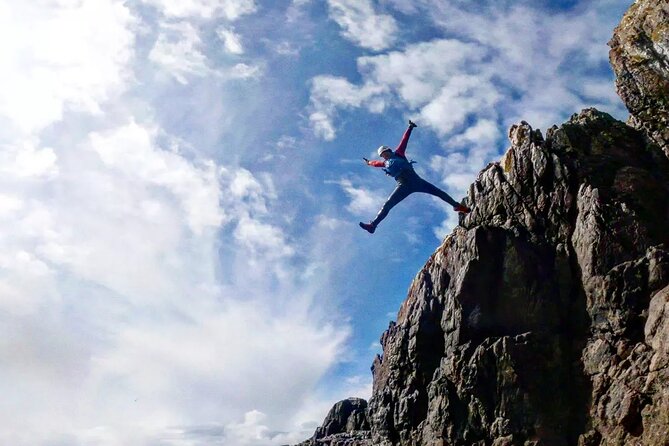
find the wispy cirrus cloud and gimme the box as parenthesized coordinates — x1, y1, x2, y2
(148, 22, 261, 84)
(141, 0, 257, 20)
(149, 21, 210, 84)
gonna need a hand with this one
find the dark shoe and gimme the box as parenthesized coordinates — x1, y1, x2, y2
(454, 203, 471, 214)
(359, 222, 376, 233)
(408, 120, 417, 128)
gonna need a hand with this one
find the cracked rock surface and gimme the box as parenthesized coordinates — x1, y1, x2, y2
(609, 0, 669, 161)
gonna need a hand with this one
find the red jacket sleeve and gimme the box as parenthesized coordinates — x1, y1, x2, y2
(395, 125, 413, 157)
(367, 160, 385, 167)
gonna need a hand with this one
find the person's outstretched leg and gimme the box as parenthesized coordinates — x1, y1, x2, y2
(417, 178, 470, 212)
(359, 183, 412, 233)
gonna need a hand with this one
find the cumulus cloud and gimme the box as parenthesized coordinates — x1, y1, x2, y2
(308, 39, 492, 140)
(326, 0, 399, 51)
(414, 0, 627, 128)
(309, 76, 388, 140)
(357, 39, 488, 109)
(0, 0, 135, 136)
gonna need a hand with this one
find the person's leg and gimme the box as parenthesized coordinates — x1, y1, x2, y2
(371, 183, 413, 227)
(416, 177, 460, 207)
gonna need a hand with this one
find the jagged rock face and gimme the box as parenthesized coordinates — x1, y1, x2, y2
(295, 398, 371, 446)
(315, 398, 370, 438)
(365, 109, 669, 446)
(609, 0, 669, 160)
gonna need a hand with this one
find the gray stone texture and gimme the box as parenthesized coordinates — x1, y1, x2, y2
(610, 0, 669, 161)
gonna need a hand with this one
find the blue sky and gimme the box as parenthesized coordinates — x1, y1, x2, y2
(0, 0, 631, 444)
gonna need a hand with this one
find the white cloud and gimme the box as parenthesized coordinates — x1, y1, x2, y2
(234, 217, 296, 259)
(308, 39, 492, 139)
(273, 41, 301, 56)
(0, 0, 135, 136)
(148, 9, 262, 84)
(286, 1, 308, 24)
(90, 121, 225, 234)
(415, 74, 502, 137)
(220, 167, 277, 224)
(336, 179, 385, 216)
(142, 0, 257, 20)
(309, 76, 388, 140)
(0, 250, 60, 317)
(229, 168, 268, 205)
(7, 121, 225, 306)
(0, 117, 353, 445)
(149, 21, 210, 84)
(77, 300, 349, 441)
(449, 119, 501, 149)
(277, 135, 298, 151)
(310, 110, 337, 141)
(218, 26, 245, 54)
(0, 118, 225, 442)
(225, 410, 272, 444)
(327, 0, 399, 51)
(227, 62, 263, 79)
(218, 166, 305, 281)
(311, 76, 387, 109)
(0, 140, 59, 179)
(0, 193, 22, 215)
(417, 0, 628, 127)
(357, 39, 488, 108)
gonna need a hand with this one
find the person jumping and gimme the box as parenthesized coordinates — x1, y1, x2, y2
(359, 120, 470, 234)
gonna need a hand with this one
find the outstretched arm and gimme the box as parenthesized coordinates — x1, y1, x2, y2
(395, 120, 417, 157)
(363, 157, 385, 167)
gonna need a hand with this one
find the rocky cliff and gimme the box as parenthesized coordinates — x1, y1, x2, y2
(610, 0, 669, 162)
(297, 1, 669, 445)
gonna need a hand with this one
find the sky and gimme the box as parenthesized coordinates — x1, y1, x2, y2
(0, 0, 631, 445)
